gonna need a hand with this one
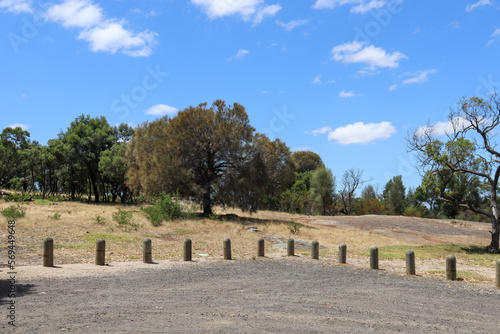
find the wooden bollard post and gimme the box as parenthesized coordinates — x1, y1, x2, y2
(338, 243, 347, 264)
(446, 255, 457, 281)
(370, 246, 379, 270)
(257, 238, 265, 257)
(311, 240, 319, 260)
(96, 238, 105, 265)
(223, 238, 231, 260)
(184, 238, 192, 261)
(143, 238, 152, 263)
(496, 260, 500, 288)
(287, 238, 295, 256)
(406, 250, 415, 275)
(43, 237, 54, 267)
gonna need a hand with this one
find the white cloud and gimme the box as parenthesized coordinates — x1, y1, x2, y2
(46, 0, 102, 28)
(390, 69, 437, 90)
(8, 123, 29, 130)
(277, 19, 308, 32)
(191, 0, 280, 24)
(331, 41, 407, 71)
(145, 104, 178, 116)
(416, 117, 469, 137)
(228, 49, 249, 61)
(311, 126, 332, 135)
(313, 0, 387, 14)
(0, 0, 32, 13)
(449, 21, 460, 29)
(402, 69, 437, 85)
(466, 0, 490, 12)
(351, 0, 386, 14)
(339, 90, 358, 98)
(78, 21, 157, 57)
(312, 75, 322, 85)
(328, 121, 396, 144)
(41, 0, 158, 57)
(253, 4, 281, 25)
(488, 28, 500, 46)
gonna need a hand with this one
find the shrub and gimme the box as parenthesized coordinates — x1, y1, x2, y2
(1, 204, 26, 220)
(48, 212, 61, 220)
(288, 220, 301, 235)
(93, 215, 106, 225)
(142, 193, 184, 226)
(404, 205, 428, 218)
(113, 208, 133, 225)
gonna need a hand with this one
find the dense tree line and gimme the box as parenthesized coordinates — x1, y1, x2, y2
(0, 98, 497, 243)
(0, 115, 133, 202)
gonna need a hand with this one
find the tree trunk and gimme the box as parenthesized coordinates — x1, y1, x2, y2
(488, 217, 500, 253)
(203, 184, 212, 216)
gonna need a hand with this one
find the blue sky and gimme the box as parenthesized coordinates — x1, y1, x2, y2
(1, 0, 500, 192)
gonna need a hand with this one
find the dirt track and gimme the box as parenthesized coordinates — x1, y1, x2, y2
(2, 257, 500, 333)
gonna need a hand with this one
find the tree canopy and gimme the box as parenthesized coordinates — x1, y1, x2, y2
(126, 100, 293, 215)
(408, 93, 500, 253)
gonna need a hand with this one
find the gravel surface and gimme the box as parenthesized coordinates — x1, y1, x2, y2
(2, 257, 499, 333)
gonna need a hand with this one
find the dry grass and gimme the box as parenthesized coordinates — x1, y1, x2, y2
(0, 200, 407, 266)
(2, 200, 498, 288)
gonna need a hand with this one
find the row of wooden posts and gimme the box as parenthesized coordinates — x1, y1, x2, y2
(42, 237, 500, 288)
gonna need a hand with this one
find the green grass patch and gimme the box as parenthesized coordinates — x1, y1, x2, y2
(356, 244, 499, 267)
(81, 233, 138, 244)
(33, 199, 53, 205)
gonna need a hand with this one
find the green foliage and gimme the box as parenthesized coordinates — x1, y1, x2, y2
(34, 199, 53, 205)
(141, 193, 184, 226)
(290, 151, 324, 173)
(112, 208, 133, 225)
(2, 192, 26, 202)
(48, 212, 61, 220)
(93, 215, 106, 225)
(403, 205, 428, 218)
(208, 213, 221, 221)
(310, 166, 336, 215)
(357, 197, 385, 215)
(288, 220, 301, 235)
(99, 142, 130, 203)
(126, 100, 293, 215)
(0, 126, 31, 188)
(1, 204, 26, 220)
(383, 175, 407, 215)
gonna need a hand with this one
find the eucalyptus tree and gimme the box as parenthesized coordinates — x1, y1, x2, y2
(408, 94, 500, 253)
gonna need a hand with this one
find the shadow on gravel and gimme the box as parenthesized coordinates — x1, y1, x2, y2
(0, 279, 36, 305)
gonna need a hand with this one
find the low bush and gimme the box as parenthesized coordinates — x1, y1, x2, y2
(1, 204, 26, 220)
(113, 208, 133, 225)
(141, 193, 184, 226)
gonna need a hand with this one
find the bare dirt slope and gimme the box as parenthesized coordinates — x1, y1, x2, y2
(304, 215, 491, 245)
